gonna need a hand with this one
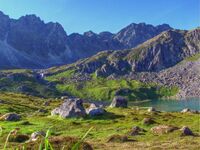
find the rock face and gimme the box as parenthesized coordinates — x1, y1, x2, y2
(0, 113, 21, 121)
(86, 103, 105, 116)
(0, 11, 172, 69)
(51, 98, 86, 118)
(110, 96, 128, 108)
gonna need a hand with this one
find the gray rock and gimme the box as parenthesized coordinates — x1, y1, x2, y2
(51, 98, 86, 118)
(180, 126, 193, 136)
(110, 96, 128, 108)
(0, 113, 21, 121)
(86, 103, 105, 116)
(30, 131, 46, 141)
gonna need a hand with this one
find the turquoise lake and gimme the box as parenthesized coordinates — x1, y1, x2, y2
(130, 98, 200, 112)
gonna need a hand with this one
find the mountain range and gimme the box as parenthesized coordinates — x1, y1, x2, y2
(0, 10, 199, 99)
(0, 11, 172, 69)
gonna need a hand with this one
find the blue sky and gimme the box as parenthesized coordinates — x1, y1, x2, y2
(0, 0, 199, 34)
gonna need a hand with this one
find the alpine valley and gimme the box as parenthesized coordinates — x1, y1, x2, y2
(0, 10, 200, 150)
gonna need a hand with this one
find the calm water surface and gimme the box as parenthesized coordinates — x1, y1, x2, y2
(130, 98, 200, 112)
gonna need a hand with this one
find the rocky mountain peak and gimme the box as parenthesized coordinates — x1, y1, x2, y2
(84, 31, 97, 37)
(18, 14, 44, 26)
(114, 22, 172, 48)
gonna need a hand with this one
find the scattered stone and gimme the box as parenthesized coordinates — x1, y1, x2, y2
(51, 98, 86, 118)
(0, 113, 21, 121)
(142, 118, 155, 125)
(129, 126, 145, 136)
(107, 135, 129, 143)
(86, 103, 105, 116)
(180, 126, 193, 136)
(181, 108, 191, 113)
(30, 131, 46, 141)
(110, 96, 127, 108)
(148, 107, 157, 112)
(151, 125, 179, 135)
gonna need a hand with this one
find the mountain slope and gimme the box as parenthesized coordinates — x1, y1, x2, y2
(45, 28, 200, 99)
(60, 28, 199, 76)
(0, 11, 172, 69)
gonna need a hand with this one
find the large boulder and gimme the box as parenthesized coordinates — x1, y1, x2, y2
(86, 103, 105, 116)
(0, 113, 21, 121)
(51, 98, 86, 118)
(151, 125, 178, 135)
(110, 96, 127, 108)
